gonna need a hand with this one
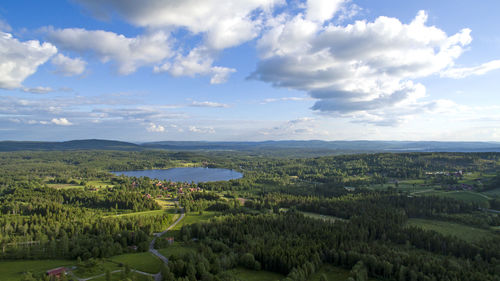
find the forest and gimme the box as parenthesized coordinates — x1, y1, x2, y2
(0, 150, 499, 281)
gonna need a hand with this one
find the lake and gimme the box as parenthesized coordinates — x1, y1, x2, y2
(112, 167, 243, 183)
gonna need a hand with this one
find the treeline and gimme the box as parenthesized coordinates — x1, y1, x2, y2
(180, 209, 500, 281)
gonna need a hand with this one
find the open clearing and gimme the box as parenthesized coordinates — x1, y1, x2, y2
(0, 259, 73, 281)
(109, 252, 162, 274)
(299, 211, 344, 223)
(158, 242, 197, 259)
(46, 183, 83, 189)
(416, 190, 490, 208)
(407, 218, 498, 243)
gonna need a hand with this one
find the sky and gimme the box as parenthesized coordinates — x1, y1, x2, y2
(1, 0, 499, 142)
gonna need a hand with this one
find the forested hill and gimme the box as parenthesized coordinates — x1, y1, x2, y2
(1, 139, 500, 152)
(0, 139, 141, 151)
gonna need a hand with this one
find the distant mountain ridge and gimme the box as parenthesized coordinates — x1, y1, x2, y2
(1, 139, 500, 153)
(0, 139, 140, 151)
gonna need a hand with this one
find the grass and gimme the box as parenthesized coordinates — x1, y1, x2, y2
(158, 242, 197, 259)
(46, 183, 83, 189)
(92, 272, 152, 281)
(417, 190, 490, 208)
(102, 209, 170, 218)
(171, 211, 219, 231)
(109, 252, 163, 274)
(0, 259, 73, 281)
(86, 180, 114, 188)
(299, 211, 344, 223)
(407, 218, 498, 243)
(224, 267, 284, 281)
(72, 260, 120, 278)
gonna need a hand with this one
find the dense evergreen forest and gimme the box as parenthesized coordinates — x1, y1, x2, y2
(0, 150, 499, 281)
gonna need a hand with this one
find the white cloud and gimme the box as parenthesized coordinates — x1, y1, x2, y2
(153, 47, 236, 84)
(261, 96, 311, 104)
(75, 0, 283, 49)
(441, 59, 500, 79)
(22, 86, 54, 94)
(146, 123, 165, 132)
(306, 0, 345, 23)
(46, 28, 172, 75)
(252, 10, 476, 125)
(51, 118, 73, 126)
(188, 126, 215, 134)
(0, 32, 57, 89)
(72, 0, 284, 83)
(51, 54, 86, 76)
(190, 101, 230, 108)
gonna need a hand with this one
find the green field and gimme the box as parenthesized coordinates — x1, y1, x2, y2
(109, 252, 162, 274)
(171, 211, 219, 231)
(407, 218, 498, 243)
(299, 211, 344, 223)
(158, 242, 197, 259)
(224, 267, 284, 281)
(46, 183, 83, 189)
(103, 209, 171, 218)
(416, 190, 490, 208)
(92, 271, 152, 281)
(0, 259, 73, 281)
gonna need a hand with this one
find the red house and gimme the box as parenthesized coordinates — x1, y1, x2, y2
(166, 237, 174, 245)
(46, 267, 66, 278)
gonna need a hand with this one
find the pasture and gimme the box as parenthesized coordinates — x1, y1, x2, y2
(407, 218, 498, 243)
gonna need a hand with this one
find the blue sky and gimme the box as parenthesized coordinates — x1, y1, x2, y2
(1, 0, 499, 142)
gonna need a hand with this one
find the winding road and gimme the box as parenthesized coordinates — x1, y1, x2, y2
(70, 205, 185, 281)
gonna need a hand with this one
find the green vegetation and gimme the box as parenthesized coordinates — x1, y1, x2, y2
(224, 267, 284, 281)
(1, 150, 500, 281)
(407, 218, 498, 243)
(109, 252, 163, 273)
(0, 260, 73, 281)
(158, 243, 196, 259)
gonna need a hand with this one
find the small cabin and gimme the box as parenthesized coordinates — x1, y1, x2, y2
(166, 237, 174, 245)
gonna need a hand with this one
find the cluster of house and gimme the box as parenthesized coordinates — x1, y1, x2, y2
(425, 170, 464, 177)
(142, 180, 203, 199)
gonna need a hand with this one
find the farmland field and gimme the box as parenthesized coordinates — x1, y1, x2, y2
(407, 218, 498, 243)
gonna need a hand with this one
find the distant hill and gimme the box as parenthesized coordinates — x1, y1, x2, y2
(142, 140, 500, 153)
(1, 139, 500, 153)
(0, 139, 140, 151)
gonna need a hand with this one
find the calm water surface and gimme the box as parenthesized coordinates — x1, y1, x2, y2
(112, 167, 242, 183)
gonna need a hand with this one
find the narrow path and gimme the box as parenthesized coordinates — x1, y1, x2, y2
(149, 211, 186, 264)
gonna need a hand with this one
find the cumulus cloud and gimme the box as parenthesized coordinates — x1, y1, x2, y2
(75, 0, 282, 49)
(259, 117, 329, 137)
(51, 118, 72, 126)
(146, 123, 165, 132)
(153, 46, 236, 84)
(188, 126, 215, 134)
(71, 0, 286, 82)
(190, 101, 230, 108)
(252, 10, 476, 125)
(0, 32, 57, 89)
(261, 96, 311, 104)
(306, 0, 346, 23)
(46, 27, 172, 75)
(441, 60, 500, 79)
(21, 86, 55, 94)
(51, 54, 86, 76)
